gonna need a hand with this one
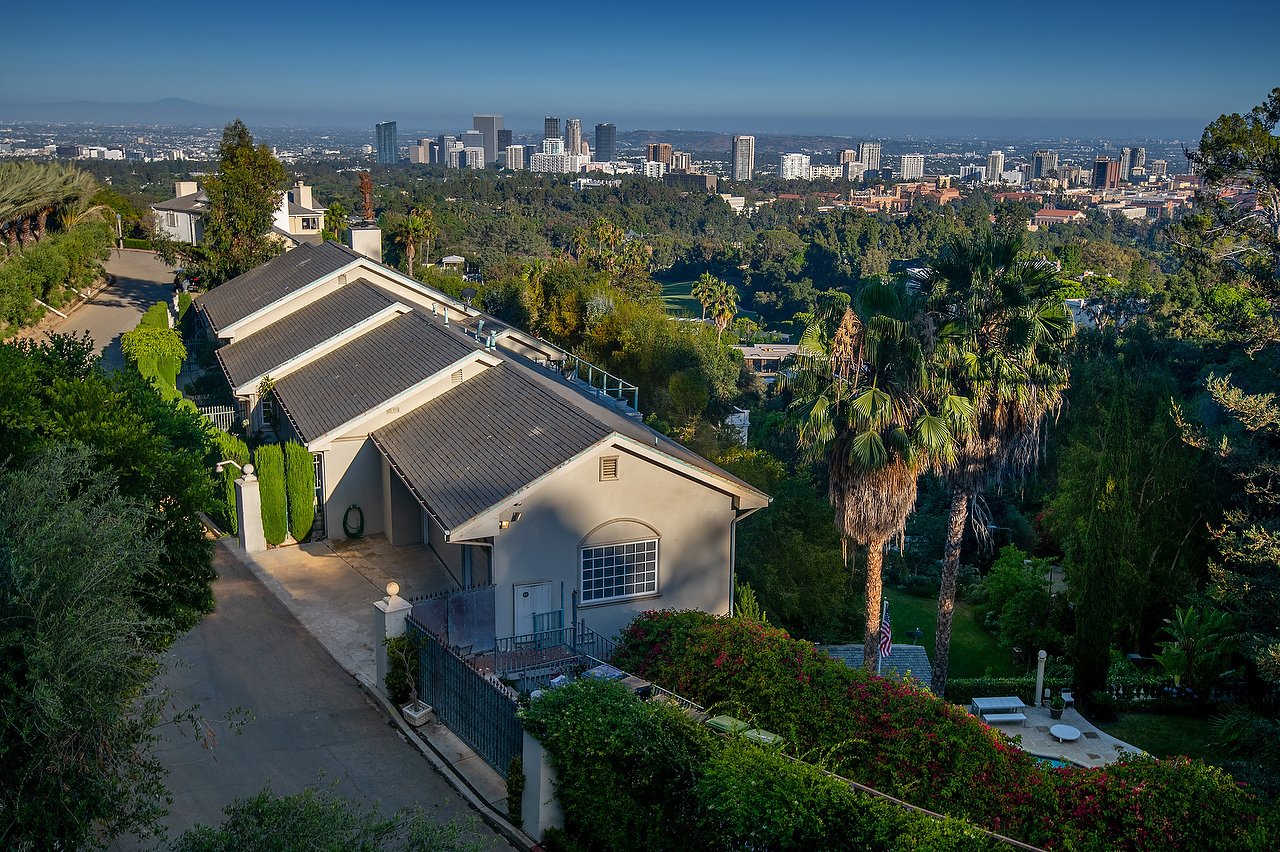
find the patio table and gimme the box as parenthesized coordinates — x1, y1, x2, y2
(971, 696, 1026, 716)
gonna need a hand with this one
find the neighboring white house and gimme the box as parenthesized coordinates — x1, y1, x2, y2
(151, 179, 327, 248)
(193, 241, 770, 640)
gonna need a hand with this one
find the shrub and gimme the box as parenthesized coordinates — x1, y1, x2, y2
(137, 301, 171, 329)
(121, 237, 151, 250)
(384, 634, 417, 705)
(213, 431, 249, 535)
(283, 441, 315, 542)
(254, 444, 287, 546)
(120, 304, 184, 400)
(613, 610, 1275, 850)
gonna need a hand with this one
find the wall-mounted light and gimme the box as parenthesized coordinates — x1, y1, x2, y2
(499, 510, 523, 530)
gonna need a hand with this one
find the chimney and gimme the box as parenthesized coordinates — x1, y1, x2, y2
(292, 180, 314, 210)
(344, 225, 382, 263)
(174, 180, 198, 198)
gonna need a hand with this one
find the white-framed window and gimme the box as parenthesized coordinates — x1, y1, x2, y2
(260, 394, 276, 429)
(301, 216, 319, 230)
(165, 212, 177, 227)
(580, 539, 658, 603)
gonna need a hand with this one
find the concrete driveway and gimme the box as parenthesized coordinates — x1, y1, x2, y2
(51, 250, 175, 369)
(143, 541, 511, 849)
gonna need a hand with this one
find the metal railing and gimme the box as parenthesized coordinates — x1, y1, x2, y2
(539, 351, 640, 412)
(406, 617, 522, 778)
(491, 620, 617, 680)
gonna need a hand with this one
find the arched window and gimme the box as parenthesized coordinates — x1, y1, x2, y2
(579, 520, 659, 603)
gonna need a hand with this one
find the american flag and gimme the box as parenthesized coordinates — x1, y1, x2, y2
(878, 599, 892, 659)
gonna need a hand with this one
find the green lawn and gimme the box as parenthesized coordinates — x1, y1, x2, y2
(882, 591, 1017, 679)
(660, 279, 701, 317)
(1097, 713, 1220, 762)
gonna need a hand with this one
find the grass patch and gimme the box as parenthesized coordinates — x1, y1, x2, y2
(660, 279, 702, 317)
(1097, 713, 1220, 763)
(882, 591, 1017, 679)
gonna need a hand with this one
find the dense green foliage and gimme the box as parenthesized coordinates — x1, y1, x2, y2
(612, 610, 1276, 850)
(121, 303, 187, 400)
(522, 678, 991, 851)
(0, 446, 170, 850)
(0, 334, 216, 637)
(284, 441, 316, 542)
(255, 443, 287, 546)
(172, 784, 484, 852)
(213, 430, 250, 534)
(0, 219, 111, 334)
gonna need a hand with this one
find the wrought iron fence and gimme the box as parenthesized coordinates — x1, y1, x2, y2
(406, 617, 522, 778)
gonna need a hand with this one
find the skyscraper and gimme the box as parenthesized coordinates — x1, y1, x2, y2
(647, 143, 673, 165)
(1032, 149, 1058, 179)
(670, 151, 691, 172)
(858, 142, 881, 172)
(1119, 147, 1132, 180)
(595, 123, 616, 162)
(544, 117, 561, 141)
(565, 119, 581, 159)
(375, 121, 398, 165)
(839, 149, 859, 165)
(1130, 146, 1146, 173)
(472, 114, 503, 164)
(460, 130, 485, 158)
(899, 153, 925, 181)
(1092, 157, 1120, 190)
(987, 150, 1005, 182)
(780, 153, 811, 180)
(497, 129, 513, 151)
(504, 145, 525, 170)
(732, 135, 755, 181)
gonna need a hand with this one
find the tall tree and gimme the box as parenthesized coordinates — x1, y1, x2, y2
(922, 230, 1072, 696)
(692, 271, 718, 319)
(788, 284, 961, 667)
(707, 277, 739, 344)
(395, 209, 428, 277)
(161, 119, 286, 286)
(322, 200, 348, 242)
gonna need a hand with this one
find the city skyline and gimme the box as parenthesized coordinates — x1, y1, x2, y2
(3, 1, 1277, 137)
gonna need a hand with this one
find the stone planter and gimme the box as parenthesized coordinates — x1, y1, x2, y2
(401, 701, 434, 727)
(1049, 707, 1064, 720)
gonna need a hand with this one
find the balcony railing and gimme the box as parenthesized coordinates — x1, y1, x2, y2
(535, 349, 640, 413)
(491, 620, 617, 682)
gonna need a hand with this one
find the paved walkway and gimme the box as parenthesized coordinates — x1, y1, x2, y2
(137, 541, 511, 850)
(989, 705, 1143, 768)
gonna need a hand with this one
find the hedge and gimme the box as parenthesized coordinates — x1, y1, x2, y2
(254, 444, 287, 546)
(0, 219, 111, 333)
(121, 237, 152, 250)
(283, 441, 315, 542)
(521, 679, 993, 851)
(213, 431, 249, 535)
(612, 610, 1276, 851)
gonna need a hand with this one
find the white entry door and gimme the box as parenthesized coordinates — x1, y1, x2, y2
(513, 581, 554, 636)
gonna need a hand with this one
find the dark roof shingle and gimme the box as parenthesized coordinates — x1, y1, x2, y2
(273, 311, 475, 442)
(195, 241, 359, 331)
(373, 363, 611, 529)
(215, 279, 397, 389)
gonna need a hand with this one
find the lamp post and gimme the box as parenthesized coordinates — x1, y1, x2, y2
(216, 460, 265, 554)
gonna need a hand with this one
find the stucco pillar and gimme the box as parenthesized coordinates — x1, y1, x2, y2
(373, 582, 412, 698)
(1035, 649, 1048, 707)
(521, 729, 564, 838)
(234, 473, 266, 554)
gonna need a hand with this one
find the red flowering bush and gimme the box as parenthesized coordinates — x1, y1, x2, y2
(614, 610, 1276, 850)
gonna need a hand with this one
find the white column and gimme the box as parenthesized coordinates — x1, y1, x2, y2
(234, 473, 266, 554)
(521, 729, 564, 837)
(1035, 649, 1048, 707)
(373, 582, 412, 698)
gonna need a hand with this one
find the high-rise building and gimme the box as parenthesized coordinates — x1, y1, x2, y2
(504, 145, 525, 170)
(839, 149, 859, 165)
(670, 151, 692, 172)
(1149, 159, 1168, 177)
(843, 161, 867, 181)
(899, 153, 925, 181)
(497, 129, 513, 151)
(858, 142, 881, 172)
(987, 150, 1005, 182)
(544, 117, 561, 141)
(434, 134, 456, 165)
(1032, 149, 1058, 179)
(375, 121, 398, 165)
(462, 148, 485, 169)
(732, 135, 755, 181)
(1092, 156, 1121, 190)
(646, 142, 673, 165)
(959, 164, 986, 181)
(1118, 147, 1132, 180)
(780, 153, 811, 180)
(472, 114, 503, 164)
(565, 119, 581, 159)
(409, 139, 430, 164)
(1130, 146, 1146, 173)
(595, 123, 617, 162)
(460, 130, 485, 157)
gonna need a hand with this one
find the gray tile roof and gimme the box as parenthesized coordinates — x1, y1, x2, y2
(273, 310, 476, 442)
(819, 643, 933, 691)
(288, 201, 322, 216)
(372, 363, 612, 530)
(151, 191, 207, 214)
(215, 279, 397, 389)
(195, 241, 359, 332)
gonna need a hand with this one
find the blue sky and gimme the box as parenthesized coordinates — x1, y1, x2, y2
(3, 0, 1277, 136)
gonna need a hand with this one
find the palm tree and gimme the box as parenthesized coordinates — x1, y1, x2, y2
(396, 209, 428, 277)
(322, 201, 348, 242)
(419, 209, 439, 268)
(923, 229, 1073, 696)
(691, 271, 718, 319)
(708, 278, 739, 344)
(788, 284, 965, 668)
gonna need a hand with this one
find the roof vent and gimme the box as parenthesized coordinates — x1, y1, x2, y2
(451, 368, 464, 384)
(600, 456, 619, 481)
